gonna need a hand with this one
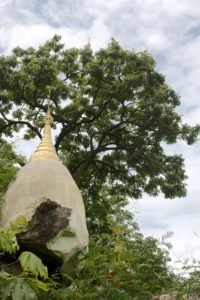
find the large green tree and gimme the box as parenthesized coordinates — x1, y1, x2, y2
(0, 36, 199, 232)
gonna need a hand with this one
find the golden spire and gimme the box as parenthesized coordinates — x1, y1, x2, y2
(84, 36, 91, 48)
(30, 94, 59, 162)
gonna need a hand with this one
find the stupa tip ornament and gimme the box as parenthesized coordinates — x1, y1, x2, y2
(30, 101, 59, 161)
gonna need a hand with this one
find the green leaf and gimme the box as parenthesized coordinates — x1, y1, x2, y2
(0, 270, 10, 277)
(0, 228, 19, 254)
(27, 278, 49, 293)
(12, 278, 38, 300)
(1, 278, 38, 300)
(19, 251, 48, 280)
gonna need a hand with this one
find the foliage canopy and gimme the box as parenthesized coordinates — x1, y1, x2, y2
(0, 35, 199, 207)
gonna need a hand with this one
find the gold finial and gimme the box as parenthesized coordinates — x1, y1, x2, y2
(30, 93, 59, 162)
(84, 36, 92, 48)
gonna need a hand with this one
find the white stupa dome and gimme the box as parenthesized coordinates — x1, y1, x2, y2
(0, 106, 88, 271)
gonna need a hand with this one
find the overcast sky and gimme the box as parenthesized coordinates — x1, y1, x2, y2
(1, 0, 200, 270)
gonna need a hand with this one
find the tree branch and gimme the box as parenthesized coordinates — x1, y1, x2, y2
(0, 112, 42, 139)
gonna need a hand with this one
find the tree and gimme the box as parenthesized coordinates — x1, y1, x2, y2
(0, 36, 199, 236)
(0, 36, 198, 211)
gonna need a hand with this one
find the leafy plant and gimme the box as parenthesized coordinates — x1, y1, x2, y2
(0, 228, 19, 254)
(19, 252, 48, 280)
(0, 219, 50, 300)
(0, 276, 48, 300)
(61, 216, 175, 300)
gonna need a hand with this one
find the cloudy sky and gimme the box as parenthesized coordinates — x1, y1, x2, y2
(1, 0, 200, 270)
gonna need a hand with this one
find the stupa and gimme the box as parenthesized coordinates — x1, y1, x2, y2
(0, 99, 89, 272)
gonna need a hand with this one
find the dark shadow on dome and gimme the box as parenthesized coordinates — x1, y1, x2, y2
(18, 199, 72, 272)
